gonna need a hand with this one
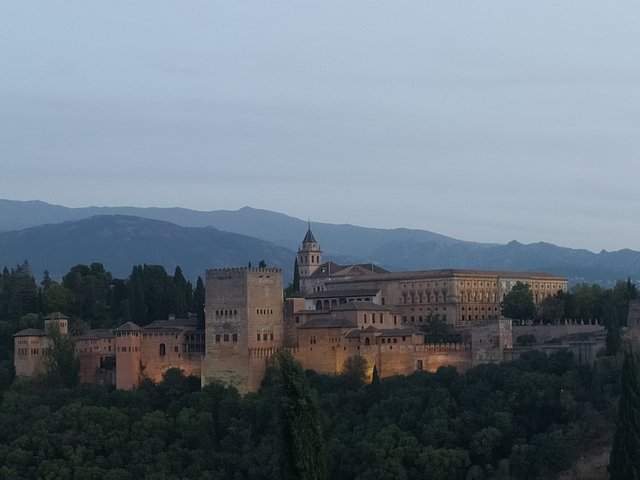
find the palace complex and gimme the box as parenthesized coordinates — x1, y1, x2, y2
(13, 226, 605, 392)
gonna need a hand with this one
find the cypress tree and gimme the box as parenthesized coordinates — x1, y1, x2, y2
(274, 350, 327, 480)
(609, 352, 640, 479)
(193, 276, 205, 329)
(292, 258, 300, 294)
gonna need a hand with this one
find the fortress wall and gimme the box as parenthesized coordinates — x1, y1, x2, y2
(512, 323, 603, 343)
(377, 344, 415, 377)
(414, 343, 472, 373)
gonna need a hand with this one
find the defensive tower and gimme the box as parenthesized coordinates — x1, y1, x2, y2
(202, 267, 284, 393)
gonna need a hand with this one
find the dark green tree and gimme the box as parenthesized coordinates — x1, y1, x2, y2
(273, 350, 327, 480)
(192, 276, 205, 329)
(609, 352, 640, 479)
(371, 364, 380, 386)
(258, 259, 267, 268)
(44, 322, 79, 388)
(129, 265, 147, 323)
(292, 258, 300, 293)
(501, 281, 536, 319)
(342, 355, 368, 389)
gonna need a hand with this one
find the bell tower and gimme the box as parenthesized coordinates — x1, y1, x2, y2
(297, 222, 322, 281)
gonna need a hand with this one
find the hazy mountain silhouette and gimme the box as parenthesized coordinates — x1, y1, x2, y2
(0, 214, 295, 281)
(1, 199, 639, 285)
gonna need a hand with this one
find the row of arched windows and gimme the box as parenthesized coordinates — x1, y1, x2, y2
(215, 309, 238, 316)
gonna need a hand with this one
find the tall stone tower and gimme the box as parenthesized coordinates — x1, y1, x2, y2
(298, 224, 322, 295)
(202, 267, 284, 393)
(115, 322, 142, 390)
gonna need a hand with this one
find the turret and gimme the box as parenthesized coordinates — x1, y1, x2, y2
(297, 223, 322, 279)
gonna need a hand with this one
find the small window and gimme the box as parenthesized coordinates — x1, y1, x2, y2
(232, 333, 238, 342)
(159, 343, 166, 357)
(174, 346, 179, 353)
(215, 334, 221, 342)
(224, 334, 229, 342)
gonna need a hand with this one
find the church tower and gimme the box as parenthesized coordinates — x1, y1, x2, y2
(297, 223, 322, 279)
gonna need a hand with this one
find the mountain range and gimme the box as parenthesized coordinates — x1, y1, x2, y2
(1, 199, 639, 285)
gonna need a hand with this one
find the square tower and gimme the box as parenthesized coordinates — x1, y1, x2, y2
(202, 267, 284, 393)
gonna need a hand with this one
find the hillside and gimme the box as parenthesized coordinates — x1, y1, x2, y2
(0, 215, 295, 281)
(1, 199, 640, 285)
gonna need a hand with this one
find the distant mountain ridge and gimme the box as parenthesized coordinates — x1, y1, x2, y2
(1, 199, 639, 285)
(0, 215, 295, 282)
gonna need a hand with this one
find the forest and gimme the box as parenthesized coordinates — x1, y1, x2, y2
(0, 348, 622, 480)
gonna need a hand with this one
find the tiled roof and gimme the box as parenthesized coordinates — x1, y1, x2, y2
(332, 269, 565, 284)
(302, 227, 317, 244)
(13, 328, 47, 337)
(145, 317, 198, 329)
(306, 288, 380, 299)
(115, 322, 142, 331)
(44, 312, 70, 321)
(308, 262, 389, 279)
(75, 329, 115, 340)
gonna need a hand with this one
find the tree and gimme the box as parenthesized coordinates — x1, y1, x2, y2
(272, 350, 327, 480)
(193, 276, 205, 329)
(285, 258, 301, 298)
(292, 258, 300, 293)
(258, 260, 267, 268)
(537, 294, 565, 323)
(501, 282, 536, 320)
(44, 322, 79, 388)
(609, 352, 640, 479)
(342, 355, 368, 389)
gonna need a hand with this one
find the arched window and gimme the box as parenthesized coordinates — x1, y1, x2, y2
(364, 337, 371, 346)
(159, 343, 166, 357)
(316, 300, 323, 310)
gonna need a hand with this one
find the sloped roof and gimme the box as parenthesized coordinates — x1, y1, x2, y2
(302, 227, 317, 244)
(13, 328, 47, 337)
(332, 268, 565, 284)
(308, 261, 388, 279)
(115, 322, 142, 331)
(306, 288, 380, 299)
(75, 329, 115, 341)
(44, 312, 70, 321)
(145, 317, 198, 329)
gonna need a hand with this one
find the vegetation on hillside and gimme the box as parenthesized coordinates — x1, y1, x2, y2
(0, 351, 621, 479)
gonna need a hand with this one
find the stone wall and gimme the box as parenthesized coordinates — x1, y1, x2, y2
(512, 322, 604, 344)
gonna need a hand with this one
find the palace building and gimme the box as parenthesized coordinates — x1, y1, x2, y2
(15, 226, 602, 393)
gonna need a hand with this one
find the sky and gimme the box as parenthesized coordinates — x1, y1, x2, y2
(1, 1, 639, 252)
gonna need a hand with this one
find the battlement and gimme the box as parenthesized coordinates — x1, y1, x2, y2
(206, 267, 282, 278)
(416, 342, 472, 352)
(248, 346, 299, 358)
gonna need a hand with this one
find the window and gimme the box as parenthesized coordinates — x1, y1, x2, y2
(232, 333, 238, 342)
(224, 334, 229, 342)
(174, 346, 179, 353)
(159, 343, 166, 357)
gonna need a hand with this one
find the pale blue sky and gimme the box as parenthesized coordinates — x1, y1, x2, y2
(1, 1, 639, 251)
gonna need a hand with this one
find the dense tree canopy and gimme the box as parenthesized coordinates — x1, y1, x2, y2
(609, 352, 640, 479)
(0, 350, 620, 480)
(501, 282, 536, 320)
